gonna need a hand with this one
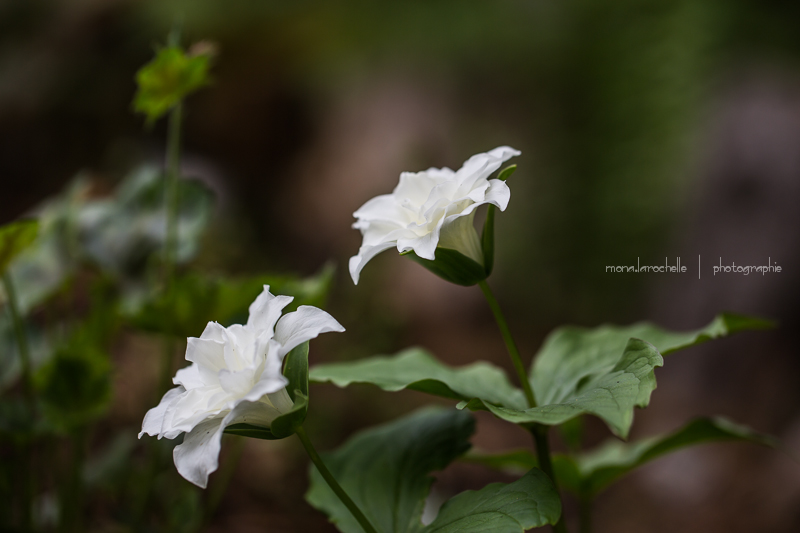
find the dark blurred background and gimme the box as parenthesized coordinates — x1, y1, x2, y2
(2, 1, 800, 532)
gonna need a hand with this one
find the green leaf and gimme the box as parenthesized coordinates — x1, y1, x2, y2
(420, 468, 560, 533)
(481, 205, 496, 277)
(81, 167, 215, 279)
(569, 416, 778, 496)
(496, 164, 517, 182)
(529, 313, 772, 413)
(0, 219, 39, 275)
(466, 417, 777, 498)
(310, 347, 527, 410)
(462, 338, 662, 437)
(305, 407, 475, 533)
(463, 313, 770, 437)
(133, 45, 213, 124)
(404, 248, 487, 286)
(224, 342, 310, 440)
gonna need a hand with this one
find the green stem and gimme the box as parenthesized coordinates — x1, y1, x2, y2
(3, 272, 35, 532)
(478, 280, 536, 407)
(532, 425, 568, 533)
(164, 100, 183, 281)
(3, 272, 33, 404)
(295, 426, 378, 533)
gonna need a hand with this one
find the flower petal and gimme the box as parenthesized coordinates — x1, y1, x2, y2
(438, 211, 483, 264)
(186, 337, 226, 380)
(274, 305, 345, 358)
(172, 417, 225, 489)
(349, 241, 396, 285)
(246, 286, 294, 335)
(173, 363, 204, 389)
(139, 386, 185, 438)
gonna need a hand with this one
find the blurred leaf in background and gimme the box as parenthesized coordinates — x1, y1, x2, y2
(133, 44, 214, 125)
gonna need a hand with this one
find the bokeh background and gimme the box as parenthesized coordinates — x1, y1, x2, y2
(2, 1, 800, 532)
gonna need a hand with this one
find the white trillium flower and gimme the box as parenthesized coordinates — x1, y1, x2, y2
(349, 146, 520, 284)
(139, 286, 344, 488)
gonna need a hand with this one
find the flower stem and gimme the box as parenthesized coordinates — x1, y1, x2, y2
(295, 426, 378, 533)
(164, 100, 183, 282)
(478, 281, 569, 532)
(3, 272, 35, 531)
(478, 280, 536, 407)
(532, 425, 568, 533)
(3, 272, 34, 405)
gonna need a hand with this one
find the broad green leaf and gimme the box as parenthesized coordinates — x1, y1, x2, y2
(464, 313, 770, 437)
(224, 342, 310, 440)
(404, 248, 487, 286)
(465, 417, 776, 497)
(421, 468, 560, 533)
(310, 347, 527, 410)
(461, 338, 662, 437)
(133, 45, 213, 124)
(0, 219, 38, 275)
(305, 407, 475, 533)
(569, 416, 777, 496)
(531, 313, 773, 408)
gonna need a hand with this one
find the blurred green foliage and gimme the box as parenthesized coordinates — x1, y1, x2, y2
(0, 219, 38, 275)
(134, 45, 213, 124)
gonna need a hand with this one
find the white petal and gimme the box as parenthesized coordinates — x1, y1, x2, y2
(222, 394, 287, 428)
(397, 213, 445, 260)
(265, 387, 294, 413)
(483, 179, 511, 211)
(353, 194, 411, 224)
(274, 305, 345, 358)
(221, 324, 256, 370)
(139, 386, 184, 438)
(199, 321, 226, 342)
(163, 386, 227, 437)
(349, 241, 396, 285)
(173, 363, 204, 389)
(218, 367, 256, 397)
(457, 146, 520, 191)
(438, 212, 483, 264)
(392, 171, 441, 206)
(185, 337, 226, 382)
(172, 417, 225, 489)
(246, 286, 294, 334)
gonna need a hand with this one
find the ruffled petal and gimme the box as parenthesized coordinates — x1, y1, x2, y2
(173, 363, 204, 389)
(185, 337, 226, 384)
(172, 417, 225, 489)
(139, 386, 185, 438)
(353, 194, 412, 224)
(246, 286, 294, 335)
(349, 241, 396, 285)
(199, 321, 226, 342)
(274, 305, 345, 358)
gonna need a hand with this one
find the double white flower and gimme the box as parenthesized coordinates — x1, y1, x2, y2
(139, 286, 344, 488)
(349, 146, 520, 284)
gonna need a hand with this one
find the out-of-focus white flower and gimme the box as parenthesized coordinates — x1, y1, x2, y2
(349, 146, 520, 284)
(139, 286, 344, 488)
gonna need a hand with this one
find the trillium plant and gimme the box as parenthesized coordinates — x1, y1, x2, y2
(0, 33, 781, 533)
